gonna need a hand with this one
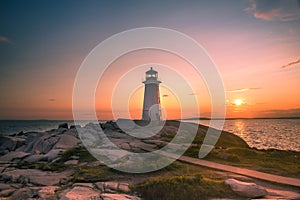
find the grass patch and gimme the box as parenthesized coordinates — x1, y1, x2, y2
(160, 121, 300, 178)
(185, 143, 300, 177)
(61, 146, 97, 163)
(73, 166, 113, 182)
(132, 174, 238, 200)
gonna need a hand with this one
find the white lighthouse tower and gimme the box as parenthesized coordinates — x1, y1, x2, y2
(142, 67, 161, 121)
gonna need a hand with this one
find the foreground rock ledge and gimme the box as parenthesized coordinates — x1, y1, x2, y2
(225, 178, 268, 198)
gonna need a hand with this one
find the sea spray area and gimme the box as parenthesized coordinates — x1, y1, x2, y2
(0, 121, 299, 199)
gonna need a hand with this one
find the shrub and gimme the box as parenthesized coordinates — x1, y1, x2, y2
(132, 175, 237, 200)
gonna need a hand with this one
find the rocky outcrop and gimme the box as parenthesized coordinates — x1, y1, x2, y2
(0, 151, 30, 162)
(225, 178, 268, 198)
(24, 132, 59, 154)
(61, 186, 101, 200)
(38, 186, 60, 199)
(0, 122, 144, 199)
(95, 182, 130, 193)
(9, 187, 40, 199)
(0, 169, 72, 186)
(54, 134, 81, 149)
(101, 193, 141, 200)
(0, 136, 26, 155)
(60, 182, 139, 200)
(58, 123, 68, 129)
(0, 121, 297, 200)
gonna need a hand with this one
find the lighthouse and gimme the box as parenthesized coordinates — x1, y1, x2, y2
(142, 67, 161, 121)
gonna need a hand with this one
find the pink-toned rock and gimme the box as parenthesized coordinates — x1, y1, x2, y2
(38, 186, 60, 199)
(101, 193, 141, 200)
(64, 159, 78, 165)
(0, 151, 30, 162)
(61, 186, 101, 200)
(54, 134, 81, 149)
(225, 178, 267, 198)
(0, 169, 72, 186)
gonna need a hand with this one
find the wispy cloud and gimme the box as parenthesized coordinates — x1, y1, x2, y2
(162, 94, 169, 98)
(245, 0, 300, 21)
(281, 58, 300, 68)
(227, 87, 261, 93)
(0, 36, 11, 43)
(48, 98, 56, 102)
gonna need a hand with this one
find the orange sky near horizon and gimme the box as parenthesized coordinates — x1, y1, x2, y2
(1, 1, 300, 120)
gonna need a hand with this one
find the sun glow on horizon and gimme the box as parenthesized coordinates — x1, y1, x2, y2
(234, 99, 243, 106)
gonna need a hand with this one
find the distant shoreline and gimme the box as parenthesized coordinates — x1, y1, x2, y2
(0, 117, 300, 121)
(181, 117, 300, 120)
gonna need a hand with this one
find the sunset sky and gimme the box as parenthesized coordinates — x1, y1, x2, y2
(1, 0, 300, 120)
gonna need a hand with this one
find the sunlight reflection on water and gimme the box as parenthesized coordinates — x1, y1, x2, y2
(184, 119, 300, 152)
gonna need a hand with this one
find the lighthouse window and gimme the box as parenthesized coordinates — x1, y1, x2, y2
(146, 74, 157, 78)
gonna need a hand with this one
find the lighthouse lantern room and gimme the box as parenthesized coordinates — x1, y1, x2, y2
(142, 67, 161, 121)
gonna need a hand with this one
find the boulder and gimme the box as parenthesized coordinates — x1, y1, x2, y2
(64, 160, 78, 165)
(95, 182, 130, 193)
(28, 170, 71, 186)
(38, 186, 60, 199)
(0, 188, 15, 197)
(0, 151, 30, 162)
(58, 123, 68, 129)
(61, 186, 101, 200)
(118, 182, 130, 193)
(0, 169, 72, 186)
(0, 183, 13, 190)
(23, 154, 47, 162)
(225, 178, 267, 198)
(24, 133, 60, 154)
(104, 182, 119, 191)
(10, 187, 40, 200)
(46, 149, 64, 162)
(64, 128, 79, 138)
(72, 183, 94, 188)
(101, 193, 141, 200)
(0, 136, 26, 154)
(54, 134, 81, 149)
(70, 125, 81, 129)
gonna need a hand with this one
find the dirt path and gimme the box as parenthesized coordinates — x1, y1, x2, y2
(142, 147, 300, 187)
(178, 155, 300, 187)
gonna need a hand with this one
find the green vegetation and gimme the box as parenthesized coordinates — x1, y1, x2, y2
(38, 146, 97, 172)
(61, 146, 97, 163)
(73, 166, 113, 182)
(160, 121, 300, 178)
(132, 174, 238, 200)
(182, 128, 300, 177)
(11, 121, 300, 199)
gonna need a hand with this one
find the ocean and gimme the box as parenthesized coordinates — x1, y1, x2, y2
(184, 119, 300, 152)
(0, 119, 299, 152)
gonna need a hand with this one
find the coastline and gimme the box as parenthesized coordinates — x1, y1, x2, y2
(0, 120, 299, 199)
(1, 118, 299, 152)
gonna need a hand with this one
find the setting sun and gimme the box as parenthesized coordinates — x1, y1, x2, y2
(234, 99, 243, 106)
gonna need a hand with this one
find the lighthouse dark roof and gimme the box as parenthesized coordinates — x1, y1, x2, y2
(146, 67, 157, 74)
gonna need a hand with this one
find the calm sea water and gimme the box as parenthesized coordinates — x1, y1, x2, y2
(184, 119, 300, 152)
(0, 119, 299, 152)
(0, 120, 97, 135)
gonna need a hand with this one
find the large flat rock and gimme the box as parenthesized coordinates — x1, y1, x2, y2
(0, 136, 26, 154)
(1, 169, 72, 186)
(54, 134, 81, 149)
(225, 178, 268, 198)
(0, 151, 30, 162)
(101, 193, 141, 200)
(61, 186, 101, 200)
